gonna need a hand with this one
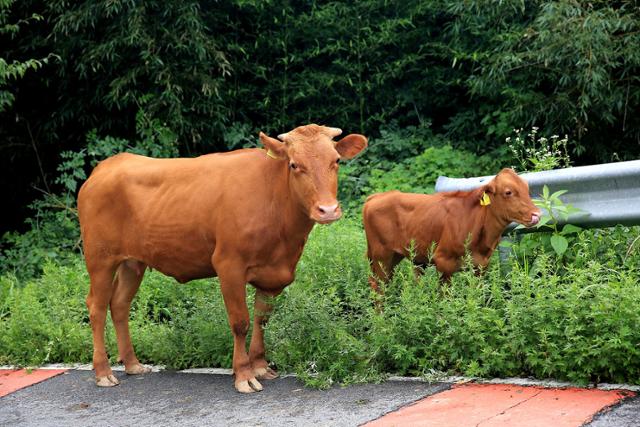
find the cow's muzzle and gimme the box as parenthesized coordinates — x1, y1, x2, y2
(527, 212, 541, 227)
(312, 203, 342, 224)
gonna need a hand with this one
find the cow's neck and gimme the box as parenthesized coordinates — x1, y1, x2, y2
(472, 201, 509, 254)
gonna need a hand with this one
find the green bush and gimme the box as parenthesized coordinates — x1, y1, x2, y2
(0, 194, 80, 280)
(367, 145, 499, 194)
(2, 219, 640, 387)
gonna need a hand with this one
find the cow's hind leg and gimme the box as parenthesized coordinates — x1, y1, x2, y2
(110, 259, 150, 376)
(86, 260, 119, 387)
(249, 289, 280, 380)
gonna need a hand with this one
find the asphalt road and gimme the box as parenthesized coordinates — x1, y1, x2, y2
(0, 370, 449, 427)
(1, 369, 639, 427)
(587, 394, 640, 427)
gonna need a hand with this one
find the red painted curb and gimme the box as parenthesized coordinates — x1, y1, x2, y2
(366, 383, 633, 427)
(0, 369, 67, 397)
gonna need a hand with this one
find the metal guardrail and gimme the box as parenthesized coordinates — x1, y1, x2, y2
(435, 160, 640, 233)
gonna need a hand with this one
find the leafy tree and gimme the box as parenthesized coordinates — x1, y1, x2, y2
(0, 0, 52, 111)
(2, 0, 640, 237)
(449, 0, 640, 160)
(46, 0, 231, 153)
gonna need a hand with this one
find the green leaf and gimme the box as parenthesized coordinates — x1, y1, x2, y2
(536, 216, 551, 228)
(550, 235, 568, 256)
(542, 185, 549, 199)
(561, 224, 582, 235)
(550, 189, 568, 200)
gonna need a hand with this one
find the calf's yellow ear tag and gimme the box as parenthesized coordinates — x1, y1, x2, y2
(480, 191, 491, 206)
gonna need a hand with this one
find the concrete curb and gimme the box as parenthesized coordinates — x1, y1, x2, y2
(2, 364, 639, 392)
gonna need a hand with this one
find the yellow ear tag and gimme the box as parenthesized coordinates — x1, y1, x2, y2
(266, 149, 281, 159)
(480, 191, 491, 206)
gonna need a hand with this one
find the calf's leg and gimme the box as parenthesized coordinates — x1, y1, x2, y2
(433, 251, 459, 282)
(367, 250, 400, 294)
(85, 260, 119, 387)
(110, 259, 150, 375)
(249, 289, 280, 380)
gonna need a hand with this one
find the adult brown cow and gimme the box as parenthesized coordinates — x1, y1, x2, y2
(363, 168, 540, 287)
(78, 124, 367, 393)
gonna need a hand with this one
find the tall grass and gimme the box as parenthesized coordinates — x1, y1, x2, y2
(1, 217, 640, 387)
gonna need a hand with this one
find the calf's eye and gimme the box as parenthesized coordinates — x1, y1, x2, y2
(505, 190, 512, 196)
(290, 163, 298, 170)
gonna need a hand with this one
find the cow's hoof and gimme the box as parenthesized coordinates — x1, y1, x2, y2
(254, 366, 279, 380)
(96, 374, 120, 387)
(235, 378, 263, 393)
(125, 363, 151, 375)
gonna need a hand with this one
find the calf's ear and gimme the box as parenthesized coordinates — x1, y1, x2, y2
(499, 167, 518, 177)
(335, 134, 368, 159)
(259, 132, 288, 159)
(484, 182, 496, 194)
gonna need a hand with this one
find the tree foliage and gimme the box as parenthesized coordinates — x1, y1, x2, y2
(0, 0, 52, 111)
(2, 0, 640, 234)
(454, 0, 640, 158)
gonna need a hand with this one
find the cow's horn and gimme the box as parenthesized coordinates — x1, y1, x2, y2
(277, 132, 289, 142)
(325, 127, 342, 138)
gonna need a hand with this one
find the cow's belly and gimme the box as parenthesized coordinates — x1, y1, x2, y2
(137, 238, 216, 284)
(152, 261, 217, 284)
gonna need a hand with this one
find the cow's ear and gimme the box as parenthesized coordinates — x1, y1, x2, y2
(259, 132, 288, 159)
(335, 134, 368, 159)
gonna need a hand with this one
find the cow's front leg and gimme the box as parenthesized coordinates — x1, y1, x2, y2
(218, 264, 262, 393)
(249, 289, 281, 380)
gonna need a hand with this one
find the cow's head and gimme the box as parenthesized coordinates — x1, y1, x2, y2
(484, 168, 541, 227)
(259, 124, 367, 224)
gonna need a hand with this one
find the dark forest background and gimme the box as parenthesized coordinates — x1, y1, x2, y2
(3, 0, 640, 237)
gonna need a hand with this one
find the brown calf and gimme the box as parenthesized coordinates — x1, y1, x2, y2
(78, 124, 367, 393)
(363, 168, 540, 285)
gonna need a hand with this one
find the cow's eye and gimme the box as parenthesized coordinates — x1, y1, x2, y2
(505, 190, 513, 197)
(335, 158, 341, 165)
(290, 163, 298, 170)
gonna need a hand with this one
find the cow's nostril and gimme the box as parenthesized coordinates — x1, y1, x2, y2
(317, 204, 339, 216)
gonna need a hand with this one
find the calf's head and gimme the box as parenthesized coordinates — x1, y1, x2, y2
(484, 168, 541, 227)
(259, 124, 367, 224)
